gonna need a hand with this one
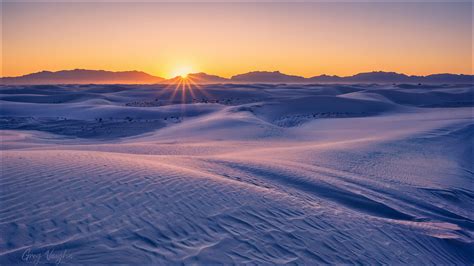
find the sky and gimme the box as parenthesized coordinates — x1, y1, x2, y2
(1, 2, 472, 78)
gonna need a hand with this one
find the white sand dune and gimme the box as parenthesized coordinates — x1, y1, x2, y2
(0, 83, 473, 264)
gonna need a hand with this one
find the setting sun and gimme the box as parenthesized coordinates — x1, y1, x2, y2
(171, 66, 193, 79)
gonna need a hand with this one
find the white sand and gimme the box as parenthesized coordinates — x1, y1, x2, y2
(1, 83, 473, 264)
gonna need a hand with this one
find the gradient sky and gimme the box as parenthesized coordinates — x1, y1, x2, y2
(2, 2, 472, 78)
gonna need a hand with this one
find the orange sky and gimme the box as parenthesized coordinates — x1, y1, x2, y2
(2, 2, 472, 78)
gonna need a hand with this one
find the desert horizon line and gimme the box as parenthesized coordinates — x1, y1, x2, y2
(2, 68, 473, 80)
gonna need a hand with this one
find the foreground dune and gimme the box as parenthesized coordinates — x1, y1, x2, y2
(1, 83, 473, 264)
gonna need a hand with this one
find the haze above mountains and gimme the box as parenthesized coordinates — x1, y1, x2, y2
(1, 69, 472, 85)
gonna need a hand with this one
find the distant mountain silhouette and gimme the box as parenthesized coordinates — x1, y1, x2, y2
(1, 69, 164, 85)
(307, 74, 342, 83)
(423, 73, 473, 84)
(2, 69, 472, 85)
(188, 72, 230, 83)
(229, 70, 472, 84)
(342, 71, 413, 83)
(308, 71, 472, 84)
(231, 71, 305, 83)
(165, 72, 230, 84)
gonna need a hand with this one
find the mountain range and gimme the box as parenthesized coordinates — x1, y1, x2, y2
(1, 69, 472, 85)
(167, 72, 229, 84)
(0, 69, 164, 85)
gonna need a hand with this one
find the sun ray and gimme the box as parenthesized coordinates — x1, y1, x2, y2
(153, 68, 215, 108)
(185, 78, 196, 100)
(188, 77, 212, 99)
(181, 79, 187, 104)
(154, 82, 176, 99)
(169, 78, 183, 103)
